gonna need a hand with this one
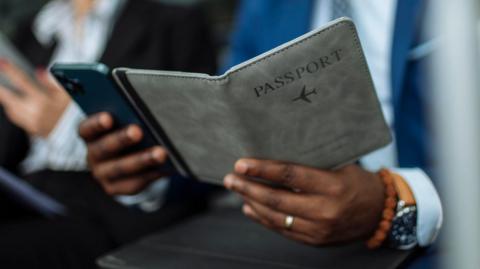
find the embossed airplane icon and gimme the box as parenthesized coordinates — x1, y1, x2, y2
(292, 85, 317, 103)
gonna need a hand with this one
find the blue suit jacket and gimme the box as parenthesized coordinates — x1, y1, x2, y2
(224, 2, 439, 268)
(224, 0, 431, 172)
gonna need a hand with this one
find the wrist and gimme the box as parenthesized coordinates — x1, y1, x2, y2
(42, 101, 70, 138)
(368, 171, 387, 233)
(387, 172, 418, 249)
(354, 168, 388, 241)
(365, 169, 419, 249)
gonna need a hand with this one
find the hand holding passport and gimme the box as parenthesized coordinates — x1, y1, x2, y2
(61, 17, 392, 240)
(63, 18, 391, 187)
(118, 18, 391, 183)
(58, 18, 401, 265)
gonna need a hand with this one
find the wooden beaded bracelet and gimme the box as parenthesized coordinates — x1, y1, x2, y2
(366, 169, 398, 249)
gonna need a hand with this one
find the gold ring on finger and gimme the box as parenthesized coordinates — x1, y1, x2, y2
(285, 215, 295, 230)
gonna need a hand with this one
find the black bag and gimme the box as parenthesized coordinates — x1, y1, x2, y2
(98, 207, 413, 269)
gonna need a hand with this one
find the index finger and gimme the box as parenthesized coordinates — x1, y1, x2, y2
(234, 159, 334, 194)
(224, 173, 324, 219)
(78, 112, 114, 142)
(0, 84, 22, 108)
(0, 60, 39, 96)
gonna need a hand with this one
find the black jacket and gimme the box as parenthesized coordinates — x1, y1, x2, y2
(0, 0, 217, 172)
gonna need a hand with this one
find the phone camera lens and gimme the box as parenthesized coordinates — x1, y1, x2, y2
(65, 82, 74, 92)
(71, 79, 85, 95)
(60, 78, 83, 95)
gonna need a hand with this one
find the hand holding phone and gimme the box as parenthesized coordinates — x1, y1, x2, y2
(78, 112, 171, 195)
(51, 63, 175, 195)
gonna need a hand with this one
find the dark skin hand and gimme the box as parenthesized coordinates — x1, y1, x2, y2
(224, 160, 385, 245)
(78, 112, 171, 195)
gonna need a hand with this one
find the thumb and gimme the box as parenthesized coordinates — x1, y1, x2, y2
(36, 68, 66, 96)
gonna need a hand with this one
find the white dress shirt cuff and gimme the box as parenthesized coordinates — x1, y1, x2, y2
(392, 168, 443, 247)
(48, 102, 80, 144)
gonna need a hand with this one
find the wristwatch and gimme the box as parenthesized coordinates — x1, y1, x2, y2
(388, 173, 418, 249)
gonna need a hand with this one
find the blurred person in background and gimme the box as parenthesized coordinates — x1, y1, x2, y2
(0, 0, 216, 268)
(222, 0, 442, 268)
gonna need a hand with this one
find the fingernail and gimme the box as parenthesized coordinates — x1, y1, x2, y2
(126, 125, 142, 141)
(224, 174, 236, 189)
(242, 204, 253, 215)
(151, 147, 166, 162)
(98, 113, 112, 128)
(126, 125, 136, 138)
(235, 160, 250, 174)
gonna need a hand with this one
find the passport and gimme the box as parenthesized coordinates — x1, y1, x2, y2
(113, 18, 392, 185)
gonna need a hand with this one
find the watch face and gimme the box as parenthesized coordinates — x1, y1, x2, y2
(388, 206, 417, 249)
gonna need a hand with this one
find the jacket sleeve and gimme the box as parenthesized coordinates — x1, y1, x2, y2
(0, 108, 29, 172)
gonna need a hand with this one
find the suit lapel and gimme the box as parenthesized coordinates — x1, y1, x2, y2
(391, 0, 424, 109)
(280, 0, 315, 36)
(262, 0, 314, 51)
(100, 0, 149, 67)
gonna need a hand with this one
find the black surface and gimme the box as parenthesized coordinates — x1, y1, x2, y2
(99, 208, 413, 269)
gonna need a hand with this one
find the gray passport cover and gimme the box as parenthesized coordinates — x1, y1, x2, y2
(113, 18, 392, 184)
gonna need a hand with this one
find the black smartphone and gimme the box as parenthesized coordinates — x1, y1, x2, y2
(50, 63, 175, 172)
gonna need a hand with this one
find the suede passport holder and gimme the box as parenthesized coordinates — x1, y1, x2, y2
(113, 18, 392, 184)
